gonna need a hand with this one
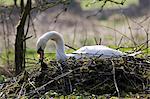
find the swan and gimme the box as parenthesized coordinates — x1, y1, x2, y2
(36, 31, 124, 61)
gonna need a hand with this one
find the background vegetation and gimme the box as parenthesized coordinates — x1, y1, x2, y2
(0, 0, 149, 98)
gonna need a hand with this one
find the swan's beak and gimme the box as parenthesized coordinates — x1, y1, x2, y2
(38, 51, 44, 62)
(37, 48, 44, 62)
(37, 52, 44, 59)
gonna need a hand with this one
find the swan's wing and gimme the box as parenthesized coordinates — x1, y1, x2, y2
(73, 45, 124, 57)
(66, 54, 82, 59)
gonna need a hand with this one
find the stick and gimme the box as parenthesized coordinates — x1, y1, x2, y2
(65, 44, 77, 50)
(17, 82, 25, 99)
(35, 71, 72, 91)
(111, 60, 120, 97)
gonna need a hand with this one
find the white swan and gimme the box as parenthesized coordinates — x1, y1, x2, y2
(36, 31, 124, 61)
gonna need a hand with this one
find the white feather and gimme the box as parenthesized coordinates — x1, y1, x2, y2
(36, 31, 125, 61)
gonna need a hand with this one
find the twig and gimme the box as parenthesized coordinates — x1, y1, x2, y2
(111, 60, 120, 97)
(125, 16, 137, 47)
(86, 0, 126, 18)
(32, 0, 69, 11)
(94, 37, 98, 45)
(96, 24, 136, 43)
(65, 44, 77, 50)
(117, 36, 123, 47)
(30, 15, 37, 38)
(34, 67, 80, 93)
(140, 15, 150, 24)
(72, 19, 78, 46)
(87, 0, 107, 18)
(82, 20, 88, 46)
(27, 80, 40, 96)
(90, 20, 102, 45)
(35, 70, 72, 92)
(68, 78, 73, 92)
(17, 82, 25, 99)
(54, 7, 67, 23)
(87, 78, 109, 93)
(23, 35, 33, 41)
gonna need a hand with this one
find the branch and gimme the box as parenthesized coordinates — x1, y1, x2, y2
(65, 44, 77, 50)
(23, 35, 33, 41)
(87, 0, 127, 18)
(32, 0, 70, 11)
(111, 60, 120, 97)
(107, 0, 126, 5)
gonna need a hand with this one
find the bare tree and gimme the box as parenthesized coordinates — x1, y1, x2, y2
(15, 0, 31, 75)
(14, 0, 69, 75)
(14, 0, 17, 6)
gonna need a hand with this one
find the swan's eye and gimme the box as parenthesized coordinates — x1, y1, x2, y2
(51, 38, 54, 41)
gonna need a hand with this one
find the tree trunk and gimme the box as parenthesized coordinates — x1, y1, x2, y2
(20, 0, 24, 13)
(14, 0, 17, 6)
(15, 0, 31, 75)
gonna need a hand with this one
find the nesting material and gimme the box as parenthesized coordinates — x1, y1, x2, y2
(0, 56, 149, 98)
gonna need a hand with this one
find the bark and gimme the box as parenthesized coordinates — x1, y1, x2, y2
(15, 0, 31, 75)
(14, 0, 17, 6)
(20, 0, 24, 13)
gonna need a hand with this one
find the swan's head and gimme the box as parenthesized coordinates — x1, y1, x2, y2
(36, 37, 46, 61)
(36, 31, 64, 61)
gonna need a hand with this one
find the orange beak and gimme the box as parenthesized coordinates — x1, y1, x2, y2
(37, 48, 44, 62)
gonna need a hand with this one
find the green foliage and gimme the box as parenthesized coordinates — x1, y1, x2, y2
(81, 0, 139, 10)
(0, 0, 21, 6)
(0, 75, 5, 83)
(0, 0, 14, 5)
(0, 49, 14, 65)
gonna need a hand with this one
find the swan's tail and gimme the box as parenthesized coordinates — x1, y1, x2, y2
(127, 51, 142, 56)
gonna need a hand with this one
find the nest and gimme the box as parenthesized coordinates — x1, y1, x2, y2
(0, 56, 150, 98)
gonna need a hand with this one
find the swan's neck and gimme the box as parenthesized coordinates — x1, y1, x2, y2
(39, 31, 67, 61)
(55, 39, 67, 60)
